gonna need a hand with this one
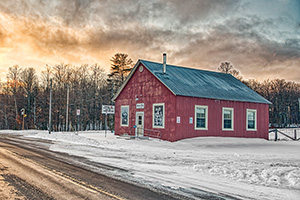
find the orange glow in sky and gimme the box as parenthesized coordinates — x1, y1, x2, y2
(0, 0, 299, 82)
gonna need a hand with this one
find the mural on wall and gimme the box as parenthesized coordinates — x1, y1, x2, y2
(121, 106, 129, 126)
(154, 105, 164, 127)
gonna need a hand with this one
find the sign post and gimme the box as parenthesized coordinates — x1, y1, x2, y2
(76, 109, 80, 132)
(21, 108, 25, 130)
(102, 105, 115, 137)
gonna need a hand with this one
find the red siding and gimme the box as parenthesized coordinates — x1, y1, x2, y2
(115, 63, 176, 140)
(115, 64, 269, 142)
(175, 96, 269, 141)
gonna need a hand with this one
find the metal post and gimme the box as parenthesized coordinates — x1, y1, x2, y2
(22, 113, 25, 130)
(77, 114, 79, 132)
(105, 113, 107, 137)
(49, 79, 52, 134)
(294, 129, 297, 140)
(66, 84, 69, 132)
(275, 129, 278, 141)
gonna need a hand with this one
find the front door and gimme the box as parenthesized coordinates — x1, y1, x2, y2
(136, 112, 144, 137)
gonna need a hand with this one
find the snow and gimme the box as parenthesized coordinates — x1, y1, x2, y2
(1, 129, 300, 199)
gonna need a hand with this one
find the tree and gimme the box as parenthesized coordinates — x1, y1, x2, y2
(218, 62, 242, 80)
(6, 65, 22, 124)
(20, 68, 39, 128)
(108, 53, 133, 83)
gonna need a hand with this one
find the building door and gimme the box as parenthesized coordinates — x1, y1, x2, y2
(136, 112, 144, 137)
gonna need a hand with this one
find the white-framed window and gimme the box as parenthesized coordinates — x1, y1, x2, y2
(222, 107, 234, 131)
(195, 105, 208, 130)
(120, 105, 129, 127)
(153, 103, 165, 129)
(246, 109, 257, 131)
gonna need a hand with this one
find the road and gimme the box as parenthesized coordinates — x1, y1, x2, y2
(0, 133, 187, 200)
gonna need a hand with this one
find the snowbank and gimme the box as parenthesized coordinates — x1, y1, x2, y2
(2, 130, 300, 199)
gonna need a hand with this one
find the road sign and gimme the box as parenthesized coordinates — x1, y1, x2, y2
(102, 105, 115, 114)
(77, 109, 80, 116)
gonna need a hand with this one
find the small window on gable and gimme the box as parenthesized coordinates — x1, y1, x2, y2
(247, 109, 257, 131)
(120, 105, 129, 127)
(195, 105, 208, 130)
(153, 103, 165, 129)
(222, 107, 234, 131)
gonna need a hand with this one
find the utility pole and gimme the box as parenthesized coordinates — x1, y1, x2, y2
(66, 84, 69, 132)
(49, 79, 52, 134)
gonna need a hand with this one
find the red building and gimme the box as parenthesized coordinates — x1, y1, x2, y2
(113, 54, 271, 142)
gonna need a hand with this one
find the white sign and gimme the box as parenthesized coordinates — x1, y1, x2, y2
(136, 103, 144, 109)
(77, 109, 80, 115)
(102, 105, 115, 114)
(189, 117, 193, 124)
(177, 116, 180, 123)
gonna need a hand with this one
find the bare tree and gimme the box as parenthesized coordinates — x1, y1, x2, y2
(218, 62, 242, 80)
(6, 65, 22, 126)
(20, 68, 39, 128)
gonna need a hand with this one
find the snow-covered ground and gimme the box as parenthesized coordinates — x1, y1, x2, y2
(1, 129, 300, 199)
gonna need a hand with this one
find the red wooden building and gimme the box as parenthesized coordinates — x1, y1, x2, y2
(113, 54, 271, 142)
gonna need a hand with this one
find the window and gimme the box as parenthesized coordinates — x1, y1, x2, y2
(138, 115, 142, 125)
(247, 109, 257, 131)
(153, 103, 165, 128)
(195, 105, 208, 130)
(120, 106, 129, 126)
(222, 107, 234, 130)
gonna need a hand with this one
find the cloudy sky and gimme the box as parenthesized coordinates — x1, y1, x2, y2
(0, 0, 299, 82)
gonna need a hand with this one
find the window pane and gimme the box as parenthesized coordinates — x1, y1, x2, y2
(196, 118, 206, 128)
(248, 120, 255, 129)
(248, 111, 254, 120)
(224, 119, 232, 129)
(224, 110, 232, 119)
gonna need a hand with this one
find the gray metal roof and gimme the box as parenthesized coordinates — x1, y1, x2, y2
(139, 60, 271, 104)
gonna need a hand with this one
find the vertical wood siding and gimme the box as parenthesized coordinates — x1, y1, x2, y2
(115, 64, 269, 142)
(175, 96, 269, 141)
(115, 63, 176, 140)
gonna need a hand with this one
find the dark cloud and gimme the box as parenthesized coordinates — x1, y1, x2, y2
(172, 16, 300, 82)
(0, 0, 299, 82)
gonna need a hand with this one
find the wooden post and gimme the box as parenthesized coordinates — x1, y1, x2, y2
(275, 129, 278, 141)
(49, 79, 52, 134)
(22, 114, 25, 130)
(66, 84, 69, 132)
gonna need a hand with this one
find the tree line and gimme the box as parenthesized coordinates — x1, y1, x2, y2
(0, 57, 299, 130)
(0, 53, 133, 131)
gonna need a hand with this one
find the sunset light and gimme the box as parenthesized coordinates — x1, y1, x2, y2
(0, 0, 299, 82)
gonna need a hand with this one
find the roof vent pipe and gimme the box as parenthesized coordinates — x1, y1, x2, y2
(163, 53, 166, 74)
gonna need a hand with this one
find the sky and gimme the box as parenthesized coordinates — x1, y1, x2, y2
(0, 0, 299, 82)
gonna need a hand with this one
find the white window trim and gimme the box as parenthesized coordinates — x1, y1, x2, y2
(246, 109, 257, 131)
(153, 103, 165, 129)
(222, 107, 234, 131)
(194, 105, 208, 130)
(120, 105, 129, 127)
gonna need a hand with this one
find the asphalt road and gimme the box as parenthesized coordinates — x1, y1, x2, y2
(0, 133, 188, 200)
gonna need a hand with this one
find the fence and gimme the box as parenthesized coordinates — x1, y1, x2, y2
(269, 128, 300, 141)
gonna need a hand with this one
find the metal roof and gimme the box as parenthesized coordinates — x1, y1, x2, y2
(113, 59, 271, 104)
